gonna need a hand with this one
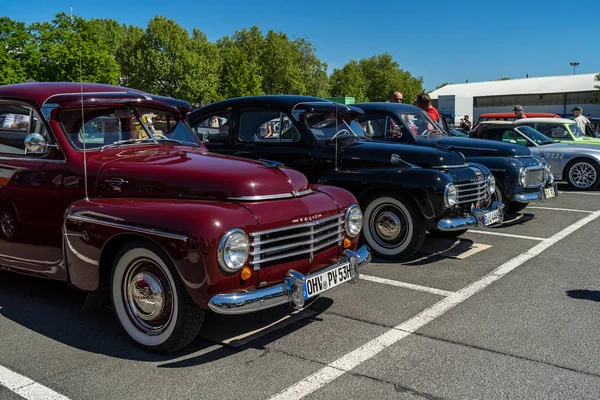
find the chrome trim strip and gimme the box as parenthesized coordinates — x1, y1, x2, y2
(250, 213, 343, 236)
(514, 191, 542, 203)
(250, 228, 343, 256)
(66, 214, 188, 242)
(0, 156, 65, 164)
(432, 163, 469, 169)
(437, 202, 505, 231)
(228, 189, 313, 201)
(250, 235, 343, 265)
(208, 246, 371, 315)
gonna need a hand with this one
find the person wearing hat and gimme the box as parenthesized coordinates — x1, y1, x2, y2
(513, 105, 527, 119)
(572, 106, 591, 134)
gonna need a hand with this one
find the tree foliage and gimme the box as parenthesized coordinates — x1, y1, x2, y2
(1, 15, 424, 106)
(330, 53, 423, 103)
(594, 73, 600, 104)
(435, 82, 450, 90)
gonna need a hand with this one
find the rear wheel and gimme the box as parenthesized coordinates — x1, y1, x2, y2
(565, 159, 600, 190)
(0, 209, 20, 241)
(362, 193, 426, 260)
(111, 241, 204, 353)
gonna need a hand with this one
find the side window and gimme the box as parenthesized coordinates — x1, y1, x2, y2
(192, 112, 231, 144)
(548, 124, 570, 140)
(501, 129, 517, 143)
(238, 111, 300, 143)
(535, 124, 550, 137)
(357, 114, 388, 138)
(0, 101, 48, 155)
(482, 129, 502, 141)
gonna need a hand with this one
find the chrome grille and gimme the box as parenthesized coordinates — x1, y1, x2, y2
(524, 167, 545, 187)
(250, 214, 344, 270)
(455, 180, 490, 205)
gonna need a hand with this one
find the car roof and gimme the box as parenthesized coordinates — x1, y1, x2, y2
(0, 82, 191, 112)
(352, 102, 423, 113)
(478, 112, 558, 118)
(513, 117, 575, 124)
(478, 121, 514, 126)
(190, 95, 331, 116)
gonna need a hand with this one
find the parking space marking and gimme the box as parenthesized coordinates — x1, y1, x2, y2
(526, 206, 594, 213)
(558, 191, 600, 196)
(466, 230, 545, 241)
(361, 275, 454, 297)
(270, 210, 600, 400)
(0, 365, 70, 400)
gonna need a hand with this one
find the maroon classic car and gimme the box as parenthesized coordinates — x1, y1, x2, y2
(0, 82, 370, 353)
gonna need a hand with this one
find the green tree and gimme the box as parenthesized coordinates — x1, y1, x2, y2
(28, 13, 120, 84)
(261, 30, 306, 94)
(498, 77, 511, 80)
(0, 17, 36, 84)
(117, 16, 220, 105)
(435, 82, 450, 90)
(329, 61, 368, 102)
(293, 37, 329, 97)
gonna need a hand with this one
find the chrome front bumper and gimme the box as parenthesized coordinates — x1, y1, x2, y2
(208, 245, 371, 315)
(437, 201, 505, 231)
(514, 182, 558, 203)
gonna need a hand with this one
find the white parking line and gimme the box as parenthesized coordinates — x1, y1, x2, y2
(526, 206, 594, 213)
(269, 210, 600, 400)
(466, 230, 545, 241)
(558, 191, 600, 196)
(0, 365, 70, 400)
(361, 275, 454, 297)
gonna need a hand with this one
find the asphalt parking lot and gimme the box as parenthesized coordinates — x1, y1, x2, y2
(2, 184, 600, 400)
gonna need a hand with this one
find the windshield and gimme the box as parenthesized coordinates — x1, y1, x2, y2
(302, 112, 367, 140)
(57, 105, 199, 150)
(568, 122, 586, 138)
(398, 112, 445, 137)
(515, 126, 555, 146)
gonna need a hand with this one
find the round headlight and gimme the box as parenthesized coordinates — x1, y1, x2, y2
(488, 174, 496, 194)
(345, 204, 363, 238)
(519, 168, 527, 187)
(444, 183, 457, 207)
(218, 229, 250, 272)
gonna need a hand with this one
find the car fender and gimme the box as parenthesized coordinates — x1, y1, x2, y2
(63, 198, 259, 309)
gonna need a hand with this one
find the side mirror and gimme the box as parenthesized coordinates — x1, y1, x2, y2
(200, 131, 209, 143)
(24, 133, 48, 154)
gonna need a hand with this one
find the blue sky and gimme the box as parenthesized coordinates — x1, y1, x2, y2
(4, 0, 600, 90)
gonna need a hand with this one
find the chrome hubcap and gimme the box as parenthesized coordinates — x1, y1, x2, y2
(369, 204, 409, 249)
(569, 162, 597, 189)
(376, 212, 402, 239)
(1, 212, 15, 238)
(123, 258, 173, 335)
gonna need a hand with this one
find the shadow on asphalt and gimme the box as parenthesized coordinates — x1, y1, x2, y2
(0, 270, 332, 364)
(566, 289, 600, 303)
(491, 212, 535, 228)
(372, 237, 475, 266)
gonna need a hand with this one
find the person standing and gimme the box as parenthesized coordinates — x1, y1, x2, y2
(416, 93, 440, 122)
(389, 91, 404, 103)
(572, 106, 592, 135)
(513, 105, 527, 119)
(460, 115, 471, 132)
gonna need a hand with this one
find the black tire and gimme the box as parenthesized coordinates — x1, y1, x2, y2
(0, 209, 20, 241)
(565, 159, 600, 191)
(428, 228, 468, 239)
(111, 240, 204, 353)
(507, 202, 528, 213)
(362, 192, 426, 260)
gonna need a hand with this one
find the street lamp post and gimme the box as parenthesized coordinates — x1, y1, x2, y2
(570, 62, 580, 75)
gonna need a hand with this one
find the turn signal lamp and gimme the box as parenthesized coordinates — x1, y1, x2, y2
(343, 238, 352, 249)
(240, 266, 252, 281)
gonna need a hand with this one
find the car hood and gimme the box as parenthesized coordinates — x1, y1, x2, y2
(337, 139, 466, 169)
(88, 145, 310, 201)
(414, 136, 531, 157)
(573, 137, 600, 145)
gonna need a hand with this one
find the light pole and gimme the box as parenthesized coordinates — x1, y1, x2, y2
(570, 62, 580, 75)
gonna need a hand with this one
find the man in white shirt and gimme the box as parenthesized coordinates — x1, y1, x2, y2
(572, 106, 590, 133)
(2, 114, 29, 130)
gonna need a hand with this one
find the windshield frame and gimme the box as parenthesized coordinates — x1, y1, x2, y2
(514, 126, 555, 146)
(56, 103, 201, 152)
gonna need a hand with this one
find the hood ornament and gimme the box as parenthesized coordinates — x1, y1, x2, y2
(259, 159, 284, 168)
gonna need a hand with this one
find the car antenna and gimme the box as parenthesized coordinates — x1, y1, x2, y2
(73, 6, 89, 201)
(335, 104, 338, 171)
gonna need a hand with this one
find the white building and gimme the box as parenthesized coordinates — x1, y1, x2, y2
(429, 73, 600, 125)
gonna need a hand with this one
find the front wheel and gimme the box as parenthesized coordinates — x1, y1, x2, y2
(566, 159, 600, 190)
(362, 193, 426, 260)
(507, 202, 528, 213)
(111, 241, 204, 353)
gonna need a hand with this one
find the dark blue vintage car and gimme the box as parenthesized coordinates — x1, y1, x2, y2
(353, 102, 558, 213)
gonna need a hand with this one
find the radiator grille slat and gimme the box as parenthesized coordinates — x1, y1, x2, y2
(251, 214, 344, 269)
(524, 168, 544, 187)
(455, 180, 489, 205)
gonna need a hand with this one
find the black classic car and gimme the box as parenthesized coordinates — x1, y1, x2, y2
(187, 96, 504, 259)
(353, 102, 558, 213)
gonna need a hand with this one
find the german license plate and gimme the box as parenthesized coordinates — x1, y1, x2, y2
(545, 187, 556, 199)
(483, 209, 501, 226)
(303, 263, 353, 299)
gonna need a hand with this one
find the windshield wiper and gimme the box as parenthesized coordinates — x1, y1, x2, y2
(100, 138, 154, 152)
(153, 137, 200, 148)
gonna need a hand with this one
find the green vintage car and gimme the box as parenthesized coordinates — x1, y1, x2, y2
(513, 117, 600, 146)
